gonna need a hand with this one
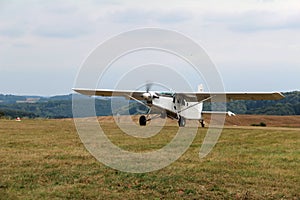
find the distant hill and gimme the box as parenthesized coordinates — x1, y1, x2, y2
(226, 91, 300, 115)
(0, 91, 299, 119)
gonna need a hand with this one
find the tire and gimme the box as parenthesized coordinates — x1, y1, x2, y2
(139, 115, 147, 126)
(200, 120, 205, 128)
(178, 116, 186, 127)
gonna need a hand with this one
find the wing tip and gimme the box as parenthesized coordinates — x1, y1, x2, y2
(273, 92, 285, 100)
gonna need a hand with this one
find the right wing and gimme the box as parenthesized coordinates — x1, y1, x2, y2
(73, 88, 145, 100)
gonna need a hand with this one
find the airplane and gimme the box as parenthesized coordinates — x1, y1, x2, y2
(73, 85, 284, 127)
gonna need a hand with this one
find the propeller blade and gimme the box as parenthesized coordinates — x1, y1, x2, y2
(142, 81, 159, 100)
(145, 81, 152, 93)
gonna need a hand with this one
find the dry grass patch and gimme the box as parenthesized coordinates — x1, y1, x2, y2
(0, 119, 299, 199)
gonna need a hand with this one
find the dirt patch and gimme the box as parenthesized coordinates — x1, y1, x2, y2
(222, 114, 300, 128)
(201, 114, 300, 128)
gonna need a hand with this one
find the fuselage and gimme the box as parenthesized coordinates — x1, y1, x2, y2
(151, 96, 203, 120)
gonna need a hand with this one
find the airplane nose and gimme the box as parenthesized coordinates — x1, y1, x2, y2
(142, 92, 151, 100)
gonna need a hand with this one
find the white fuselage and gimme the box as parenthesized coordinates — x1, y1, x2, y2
(151, 96, 203, 120)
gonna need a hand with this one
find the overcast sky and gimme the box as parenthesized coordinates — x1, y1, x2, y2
(0, 0, 299, 95)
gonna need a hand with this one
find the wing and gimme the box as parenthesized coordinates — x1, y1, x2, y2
(221, 92, 284, 101)
(176, 92, 284, 102)
(73, 88, 284, 102)
(73, 88, 145, 100)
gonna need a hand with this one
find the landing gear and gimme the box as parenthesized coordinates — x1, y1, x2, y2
(160, 111, 166, 119)
(139, 115, 147, 126)
(200, 119, 205, 128)
(178, 116, 186, 127)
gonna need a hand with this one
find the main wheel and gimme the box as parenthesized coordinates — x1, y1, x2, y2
(178, 116, 186, 127)
(200, 120, 205, 128)
(139, 115, 147, 126)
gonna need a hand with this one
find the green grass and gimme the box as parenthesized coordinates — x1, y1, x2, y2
(0, 119, 299, 199)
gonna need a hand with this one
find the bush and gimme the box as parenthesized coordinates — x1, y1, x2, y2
(251, 122, 267, 127)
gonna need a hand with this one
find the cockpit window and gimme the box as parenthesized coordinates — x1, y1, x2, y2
(159, 92, 174, 97)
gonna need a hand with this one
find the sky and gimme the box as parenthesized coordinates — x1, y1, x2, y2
(0, 0, 299, 96)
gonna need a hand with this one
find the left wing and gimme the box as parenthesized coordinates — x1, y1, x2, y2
(176, 92, 284, 102)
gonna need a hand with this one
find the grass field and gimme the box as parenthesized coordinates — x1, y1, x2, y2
(0, 118, 299, 199)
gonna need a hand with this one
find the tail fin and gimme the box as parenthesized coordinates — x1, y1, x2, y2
(198, 84, 203, 92)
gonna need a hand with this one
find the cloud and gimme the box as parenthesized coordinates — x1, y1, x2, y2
(12, 42, 32, 48)
(205, 11, 300, 32)
(0, 27, 26, 38)
(0, 2, 30, 38)
(109, 9, 192, 25)
(0, 1, 96, 39)
(157, 11, 192, 24)
(33, 16, 95, 39)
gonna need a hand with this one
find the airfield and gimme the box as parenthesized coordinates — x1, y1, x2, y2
(0, 115, 299, 199)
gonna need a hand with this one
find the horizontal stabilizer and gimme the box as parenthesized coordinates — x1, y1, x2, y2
(202, 111, 236, 116)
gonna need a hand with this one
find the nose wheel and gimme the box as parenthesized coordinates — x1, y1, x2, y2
(139, 114, 186, 127)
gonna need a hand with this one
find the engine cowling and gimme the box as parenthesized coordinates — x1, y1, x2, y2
(142, 91, 159, 101)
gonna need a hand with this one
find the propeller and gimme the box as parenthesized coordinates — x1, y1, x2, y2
(146, 82, 152, 93)
(142, 81, 159, 101)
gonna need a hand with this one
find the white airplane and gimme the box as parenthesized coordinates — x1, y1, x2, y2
(73, 85, 284, 127)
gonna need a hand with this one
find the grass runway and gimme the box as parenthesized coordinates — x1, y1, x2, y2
(0, 118, 299, 199)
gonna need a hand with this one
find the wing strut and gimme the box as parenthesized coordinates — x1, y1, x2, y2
(178, 95, 214, 113)
(125, 94, 151, 113)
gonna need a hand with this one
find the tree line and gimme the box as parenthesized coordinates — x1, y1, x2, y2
(0, 91, 299, 119)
